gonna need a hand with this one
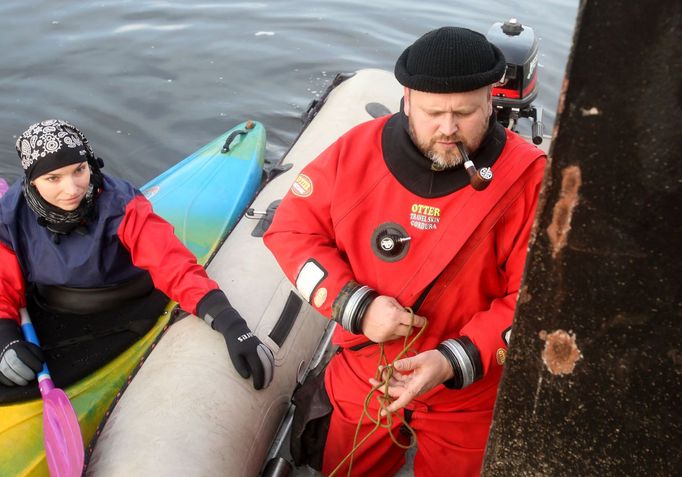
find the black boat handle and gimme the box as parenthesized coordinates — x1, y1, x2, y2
(221, 120, 255, 153)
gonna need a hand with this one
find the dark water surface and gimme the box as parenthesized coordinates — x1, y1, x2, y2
(0, 0, 579, 185)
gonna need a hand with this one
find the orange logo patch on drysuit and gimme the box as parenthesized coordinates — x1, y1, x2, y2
(291, 173, 313, 197)
(496, 348, 507, 365)
(313, 287, 328, 308)
(409, 203, 441, 231)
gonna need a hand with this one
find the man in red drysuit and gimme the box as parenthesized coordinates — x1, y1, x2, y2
(264, 26, 546, 476)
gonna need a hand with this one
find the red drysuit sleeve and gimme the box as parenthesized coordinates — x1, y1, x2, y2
(0, 241, 25, 324)
(460, 157, 546, 376)
(264, 140, 356, 319)
(117, 195, 219, 315)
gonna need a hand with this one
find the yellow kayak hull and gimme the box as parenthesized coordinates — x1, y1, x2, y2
(0, 306, 173, 476)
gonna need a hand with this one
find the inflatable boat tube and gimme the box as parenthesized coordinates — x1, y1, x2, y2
(86, 69, 403, 477)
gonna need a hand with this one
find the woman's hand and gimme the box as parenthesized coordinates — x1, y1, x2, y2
(0, 318, 44, 386)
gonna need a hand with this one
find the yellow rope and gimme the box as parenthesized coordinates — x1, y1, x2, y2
(328, 308, 428, 477)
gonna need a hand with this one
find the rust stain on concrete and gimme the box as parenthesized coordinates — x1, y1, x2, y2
(539, 329, 582, 375)
(546, 165, 582, 258)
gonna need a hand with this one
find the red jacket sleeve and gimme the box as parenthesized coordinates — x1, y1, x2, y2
(460, 157, 546, 376)
(0, 241, 25, 324)
(117, 195, 218, 315)
(263, 140, 356, 319)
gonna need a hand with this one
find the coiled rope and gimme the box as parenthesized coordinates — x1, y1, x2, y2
(328, 308, 428, 477)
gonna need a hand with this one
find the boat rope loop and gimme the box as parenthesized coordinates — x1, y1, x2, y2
(329, 308, 428, 477)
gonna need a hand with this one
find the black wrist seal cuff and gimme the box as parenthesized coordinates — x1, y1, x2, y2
(196, 289, 232, 327)
(332, 281, 378, 334)
(437, 336, 483, 390)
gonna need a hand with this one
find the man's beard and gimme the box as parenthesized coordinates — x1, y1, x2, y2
(408, 116, 488, 170)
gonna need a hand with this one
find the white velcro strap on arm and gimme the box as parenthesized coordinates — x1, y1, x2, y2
(295, 259, 327, 303)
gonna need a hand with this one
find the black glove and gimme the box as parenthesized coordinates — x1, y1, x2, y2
(0, 318, 44, 387)
(197, 290, 274, 390)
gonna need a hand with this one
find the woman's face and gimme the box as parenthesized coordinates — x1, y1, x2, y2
(32, 162, 91, 211)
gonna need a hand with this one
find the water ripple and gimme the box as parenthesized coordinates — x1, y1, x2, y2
(114, 23, 189, 34)
(0, 0, 580, 183)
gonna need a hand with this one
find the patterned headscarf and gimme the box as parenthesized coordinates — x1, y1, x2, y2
(16, 119, 94, 180)
(15, 119, 103, 238)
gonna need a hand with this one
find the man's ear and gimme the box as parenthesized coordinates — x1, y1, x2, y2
(403, 87, 411, 116)
(487, 86, 494, 116)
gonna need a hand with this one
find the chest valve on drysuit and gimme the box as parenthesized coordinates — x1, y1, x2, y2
(371, 222, 412, 262)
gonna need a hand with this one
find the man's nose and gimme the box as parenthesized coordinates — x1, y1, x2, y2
(439, 114, 458, 136)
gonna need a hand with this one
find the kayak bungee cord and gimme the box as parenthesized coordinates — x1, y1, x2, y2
(328, 309, 428, 477)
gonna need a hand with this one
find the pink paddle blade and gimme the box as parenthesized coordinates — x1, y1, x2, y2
(42, 386, 84, 477)
(0, 178, 8, 198)
(20, 310, 84, 477)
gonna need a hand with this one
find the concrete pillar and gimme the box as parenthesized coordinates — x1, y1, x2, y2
(483, 1, 682, 475)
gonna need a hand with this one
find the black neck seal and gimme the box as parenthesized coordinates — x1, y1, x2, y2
(381, 108, 506, 198)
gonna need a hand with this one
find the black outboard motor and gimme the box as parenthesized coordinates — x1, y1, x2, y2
(487, 18, 544, 144)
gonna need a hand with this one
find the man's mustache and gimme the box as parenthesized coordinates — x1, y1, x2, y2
(431, 134, 461, 144)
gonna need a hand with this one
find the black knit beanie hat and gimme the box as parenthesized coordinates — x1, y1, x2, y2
(16, 119, 94, 181)
(395, 26, 506, 93)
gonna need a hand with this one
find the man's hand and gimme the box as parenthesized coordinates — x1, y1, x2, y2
(369, 350, 454, 414)
(361, 296, 426, 343)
